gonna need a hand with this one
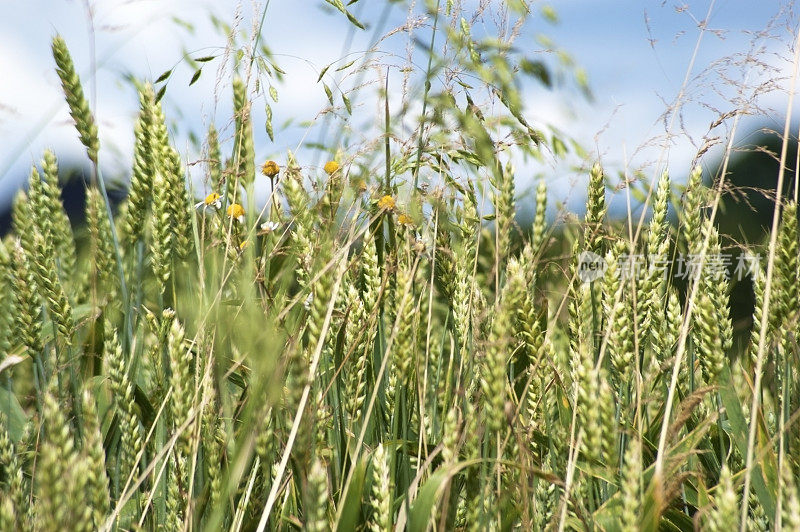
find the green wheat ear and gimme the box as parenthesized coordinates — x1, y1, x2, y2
(207, 123, 223, 190)
(0, 413, 27, 531)
(391, 262, 416, 390)
(9, 240, 43, 358)
(201, 376, 224, 513)
(30, 229, 74, 349)
(620, 438, 642, 532)
(369, 444, 392, 532)
(641, 171, 671, 347)
(232, 77, 255, 190)
(531, 179, 548, 254)
(80, 390, 110, 529)
(493, 161, 516, 262)
(681, 165, 704, 255)
(148, 92, 193, 259)
(584, 162, 607, 255)
(0, 241, 14, 357)
(51, 35, 99, 164)
(36, 392, 85, 530)
(481, 280, 512, 434)
(86, 187, 117, 300)
(121, 84, 156, 247)
(304, 456, 329, 532)
(0, 497, 14, 531)
(344, 284, 369, 423)
(603, 241, 634, 382)
(706, 465, 738, 530)
(781, 461, 800, 529)
(692, 222, 729, 384)
(776, 201, 798, 337)
(167, 315, 194, 456)
(105, 329, 142, 490)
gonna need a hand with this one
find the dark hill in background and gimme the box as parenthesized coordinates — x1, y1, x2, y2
(0, 164, 126, 237)
(713, 126, 798, 355)
(716, 127, 798, 246)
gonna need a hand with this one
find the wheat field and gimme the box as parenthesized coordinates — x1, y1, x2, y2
(1, 3, 800, 531)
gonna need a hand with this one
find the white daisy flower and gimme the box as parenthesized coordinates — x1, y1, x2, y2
(260, 220, 281, 233)
(195, 192, 222, 210)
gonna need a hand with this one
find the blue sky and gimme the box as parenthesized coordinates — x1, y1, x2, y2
(0, 0, 796, 219)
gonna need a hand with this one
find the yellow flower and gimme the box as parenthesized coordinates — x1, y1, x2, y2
(195, 192, 221, 210)
(323, 160, 340, 175)
(227, 203, 245, 223)
(397, 213, 414, 227)
(261, 160, 280, 178)
(377, 195, 396, 211)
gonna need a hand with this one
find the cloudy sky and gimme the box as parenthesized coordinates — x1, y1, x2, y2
(0, 0, 796, 218)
